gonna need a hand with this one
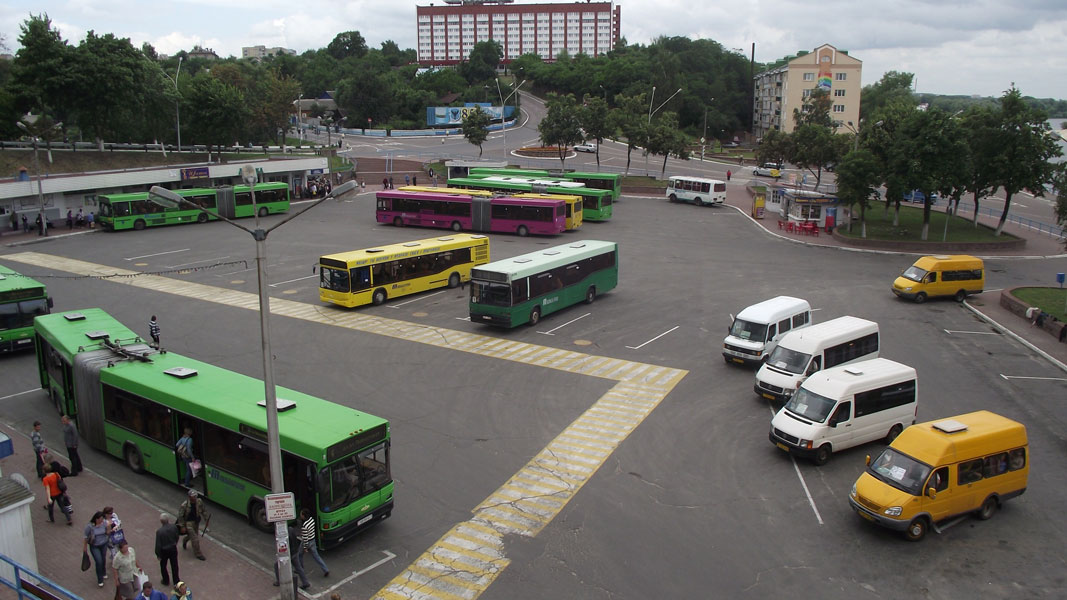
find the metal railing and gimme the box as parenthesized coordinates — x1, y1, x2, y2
(0, 552, 79, 600)
(955, 202, 1065, 238)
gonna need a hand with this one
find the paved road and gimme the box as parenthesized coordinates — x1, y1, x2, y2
(3, 178, 1066, 598)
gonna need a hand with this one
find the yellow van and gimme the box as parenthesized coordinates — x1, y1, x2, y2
(848, 410, 1028, 541)
(892, 255, 984, 303)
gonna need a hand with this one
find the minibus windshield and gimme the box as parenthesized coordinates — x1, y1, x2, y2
(729, 319, 767, 342)
(783, 387, 836, 423)
(766, 345, 811, 374)
(867, 447, 932, 496)
(901, 266, 927, 283)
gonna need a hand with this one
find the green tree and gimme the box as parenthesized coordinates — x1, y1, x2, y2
(327, 31, 368, 61)
(859, 71, 915, 121)
(252, 70, 301, 144)
(538, 92, 584, 169)
(609, 93, 647, 175)
(183, 72, 249, 156)
(989, 86, 1064, 236)
(9, 14, 75, 122)
(578, 94, 610, 168)
(793, 88, 834, 128)
(957, 105, 1001, 227)
(834, 148, 881, 237)
(790, 124, 844, 189)
(646, 112, 689, 179)
(459, 41, 502, 85)
(461, 106, 491, 157)
(864, 98, 915, 225)
(755, 129, 792, 169)
(1052, 164, 1067, 251)
(891, 108, 967, 240)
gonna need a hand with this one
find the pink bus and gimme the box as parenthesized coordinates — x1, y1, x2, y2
(376, 190, 566, 236)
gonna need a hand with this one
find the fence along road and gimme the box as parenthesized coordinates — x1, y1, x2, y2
(3, 251, 687, 600)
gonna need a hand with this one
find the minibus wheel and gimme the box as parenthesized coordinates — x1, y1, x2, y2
(885, 424, 903, 444)
(904, 517, 928, 542)
(977, 496, 998, 520)
(955, 290, 967, 302)
(913, 292, 927, 304)
(695, 198, 704, 207)
(668, 194, 677, 203)
(813, 444, 832, 466)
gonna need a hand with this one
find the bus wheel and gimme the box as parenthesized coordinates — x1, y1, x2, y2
(197, 213, 208, 224)
(393, 217, 403, 227)
(529, 307, 541, 326)
(955, 290, 967, 302)
(517, 225, 529, 237)
(904, 517, 928, 542)
(977, 496, 998, 520)
(695, 198, 704, 207)
(448, 273, 461, 288)
(133, 219, 146, 231)
(372, 289, 387, 306)
(451, 221, 462, 232)
(885, 424, 903, 444)
(813, 444, 832, 466)
(124, 444, 145, 474)
(249, 500, 272, 532)
(668, 194, 677, 203)
(585, 287, 596, 304)
(258, 206, 269, 218)
(914, 292, 927, 304)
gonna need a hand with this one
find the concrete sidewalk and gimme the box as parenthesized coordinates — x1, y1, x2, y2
(0, 420, 286, 600)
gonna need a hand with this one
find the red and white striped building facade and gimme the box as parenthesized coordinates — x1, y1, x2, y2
(416, 1, 621, 66)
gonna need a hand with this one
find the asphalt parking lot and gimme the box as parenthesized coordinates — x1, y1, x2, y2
(3, 188, 1066, 599)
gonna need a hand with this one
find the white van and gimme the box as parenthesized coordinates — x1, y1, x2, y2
(723, 296, 812, 365)
(754, 316, 879, 402)
(769, 358, 917, 465)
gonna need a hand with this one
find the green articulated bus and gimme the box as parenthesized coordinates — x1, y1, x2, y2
(0, 263, 53, 353)
(469, 240, 619, 327)
(97, 182, 290, 231)
(34, 308, 392, 548)
(447, 176, 613, 221)
(467, 167, 621, 204)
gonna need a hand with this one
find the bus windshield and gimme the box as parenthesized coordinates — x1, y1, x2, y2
(766, 345, 811, 374)
(317, 442, 390, 512)
(729, 319, 767, 342)
(901, 266, 927, 282)
(470, 281, 512, 306)
(867, 447, 932, 496)
(320, 267, 350, 293)
(783, 387, 836, 423)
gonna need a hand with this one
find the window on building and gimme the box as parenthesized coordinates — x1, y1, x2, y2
(803, 73, 815, 81)
(834, 89, 846, 97)
(836, 72, 847, 81)
(833, 105, 846, 113)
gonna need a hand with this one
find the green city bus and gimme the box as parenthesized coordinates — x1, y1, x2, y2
(467, 168, 621, 204)
(0, 263, 53, 353)
(469, 240, 619, 327)
(97, 182, 291, 231)
(447, 176, 613, 221)
(34, 308, 392, 547)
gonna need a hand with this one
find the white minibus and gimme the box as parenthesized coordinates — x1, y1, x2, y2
(723, 296, 812, 366)
(755, 316, 879, 402)
(769, 358, 917, 465)
(666, 176, 727, 207)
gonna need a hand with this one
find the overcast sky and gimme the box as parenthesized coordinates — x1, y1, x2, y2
(2, 0, 1065, 99)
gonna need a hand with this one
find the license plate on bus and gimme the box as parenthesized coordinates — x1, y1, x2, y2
(775, 442, 789, 452)
(761, 393, 774, 400)
(731, 357, 744, 364)
(357, 514, 374, 526)
(858, 510, 875, 522)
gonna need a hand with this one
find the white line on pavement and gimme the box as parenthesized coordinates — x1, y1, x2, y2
(124, 248, 190, 260)
(625, 325, 679, 350)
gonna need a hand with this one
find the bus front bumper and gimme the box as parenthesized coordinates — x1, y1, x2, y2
(471, 312, 511, 327)
(768, 429, 818, 459)
(321, 499, 393, 549)
(848, 496, 910, 531)
(0, 337, 35, 353)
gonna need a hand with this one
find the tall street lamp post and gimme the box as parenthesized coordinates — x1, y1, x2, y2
(645, 87, 683, 176)
(495, 78, 526, 161)
(16, 118, 61, 237)
(162, 57, 183, 152)
(150, 172, 357, 600)
(701, 97, 715, 162)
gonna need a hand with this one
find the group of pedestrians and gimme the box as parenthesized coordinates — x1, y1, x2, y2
(275, 508, 331, 591)
(64, 208, 95, 229)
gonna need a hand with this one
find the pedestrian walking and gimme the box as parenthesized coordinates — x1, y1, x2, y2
(88, 211, 94, 229)
(382, 177, 388, 190)
(155, 513, 180, 587)
(62, 414, 83, 475)
(412, 175, 417, 186)
(111, 540, 143, 600)
(77, 208, 84, 227)
(31, 420, 46, 479)
(404, 174, 410, 186)
(174, 427, 194, 486)
(7, 210, 15, 232)
(84, 511, 111, 587)
(727, 170, 732, 181)
(42, 464, 72, 525)
(136, 580, 169, 600)
(177, 489, 209, 561)
(36, 213, 43, 236)
(169, 581, 192, 600)
(67, 210, 74, 229)
(22, 214, 29, 232)
(149, 316, 161, 348)
(389, 176, 395, 189)
(300, 508, 329, 577)
(273, 520, 310, 590)
(104, 505, 124, 560)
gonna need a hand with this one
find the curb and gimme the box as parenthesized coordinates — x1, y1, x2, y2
(962, 300, 1067, 374)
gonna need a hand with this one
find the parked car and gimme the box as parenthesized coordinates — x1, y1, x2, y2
(574, 142, 597, 153)
(903, 190, 939, 204)
(752, 163, 782, 178)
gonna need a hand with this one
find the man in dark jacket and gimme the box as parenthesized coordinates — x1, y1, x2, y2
(61, 415, 83, 475)
(155, 513, 180, 587)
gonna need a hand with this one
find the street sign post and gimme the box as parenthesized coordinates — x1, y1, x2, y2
(265, 492, 296, 523)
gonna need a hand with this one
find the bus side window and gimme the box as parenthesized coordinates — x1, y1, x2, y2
(958, 459, 983, 485)
(929, 466, 949, 492)
(1008, 448, 1025, 471)
(767, 323, 777, 341)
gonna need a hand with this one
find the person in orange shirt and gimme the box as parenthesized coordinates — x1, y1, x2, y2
(42, 464, 71, 525)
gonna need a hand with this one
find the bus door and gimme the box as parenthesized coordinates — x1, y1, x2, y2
(176, 417, 207, 494)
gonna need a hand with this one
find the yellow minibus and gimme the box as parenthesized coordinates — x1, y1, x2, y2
(849, 410, 1028, 541)
(891, 255, 984, 303)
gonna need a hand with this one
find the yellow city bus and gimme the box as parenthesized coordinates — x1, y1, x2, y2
(319, 234, 490, 307)
(397, 186, 582, 231)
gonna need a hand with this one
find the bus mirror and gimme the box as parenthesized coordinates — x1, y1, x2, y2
(312, 265, 317, 274)
(926, 487, 937, 499)
(865, 455, 871, 466)
(48, 297, 55, 309)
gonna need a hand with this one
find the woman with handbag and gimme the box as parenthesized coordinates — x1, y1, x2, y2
(41, 464, 71, 525)
(83, 511, 110, 587)
(112, 540, 143, 600)
(104, 506, 124, 559)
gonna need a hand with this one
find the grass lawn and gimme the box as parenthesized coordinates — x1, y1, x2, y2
(620, 175, 665, 189)
(837, 203, 1019, 243)
(1012, 287, 1067, 322)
